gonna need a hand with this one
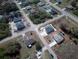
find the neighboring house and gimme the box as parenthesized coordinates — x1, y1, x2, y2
(15, 21, 25, 30)
(45, 24, 56, 34)
(13, 17, 21, 23)
(9, 12, 25, 32)
(26, 5, 32, 11)
(0, 15, 3, 20)
(37, 2, 57, 15)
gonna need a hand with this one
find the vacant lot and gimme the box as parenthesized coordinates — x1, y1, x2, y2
(54, 40, 78, 59)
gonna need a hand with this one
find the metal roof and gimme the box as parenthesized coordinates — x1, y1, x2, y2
(13, 17, 21, 23)
(45, 24, 55, 34)
(15, 21, 25, 30)
(53, 33, 64, 44)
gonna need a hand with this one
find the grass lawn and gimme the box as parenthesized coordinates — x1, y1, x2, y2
(0, 36, 22, 59)
(0, 35, 38, 59)
(54, 40, 78, 59)
(66, 8, 78, 16)
(20, 42, 36, 59)
(50, 0, 56, 3)
(57, 0, 71, 8)
(42, 50, 54, 59)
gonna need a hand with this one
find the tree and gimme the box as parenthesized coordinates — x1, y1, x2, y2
(0, 43, 21, 59)
(4, 43, 21, 59)
(29, 0, 40, 4)
(3, 3, 18, 13)
(29, 10, 52, 24)
(0, 15, 11, 40)
(0, 48, 10, 59)
(36, 42, 42, 51)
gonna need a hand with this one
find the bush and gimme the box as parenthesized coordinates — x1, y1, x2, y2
(29, 0, 40, 4)
(0, 16, 11, 40)
(60, 24, 78, 39)
(0, 43, 21, 59)
(5, 43, 21, 58)
(3, 3, 19, 13)
(36, 42, 42, 51)
(0, 2, 18, 14)
(29, 11, 52, 24)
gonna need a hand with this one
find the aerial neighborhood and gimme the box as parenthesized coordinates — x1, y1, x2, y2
(0, 0, 78, 59)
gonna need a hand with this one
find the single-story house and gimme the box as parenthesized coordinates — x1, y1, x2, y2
(52, 32, 64, 44)
(15, 21, 25, 30)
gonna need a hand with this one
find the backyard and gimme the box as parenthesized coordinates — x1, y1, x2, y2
(54, 40, 78, 59)
(51, 16, 78, 45)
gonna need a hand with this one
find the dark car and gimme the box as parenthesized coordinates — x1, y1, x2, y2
(50, 9, 57, 15)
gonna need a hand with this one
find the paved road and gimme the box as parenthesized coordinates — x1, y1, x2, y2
(45, 0, 78, 23)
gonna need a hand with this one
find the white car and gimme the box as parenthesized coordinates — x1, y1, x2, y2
(36, 51, 42, 59)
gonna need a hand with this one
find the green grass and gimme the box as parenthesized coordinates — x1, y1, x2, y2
(29, 10, 52, 24)
(55, 41, 78, 59)
(51, 0, 56, 3)
(43, 50, 54, 59)
(57, 0, 71, 8)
